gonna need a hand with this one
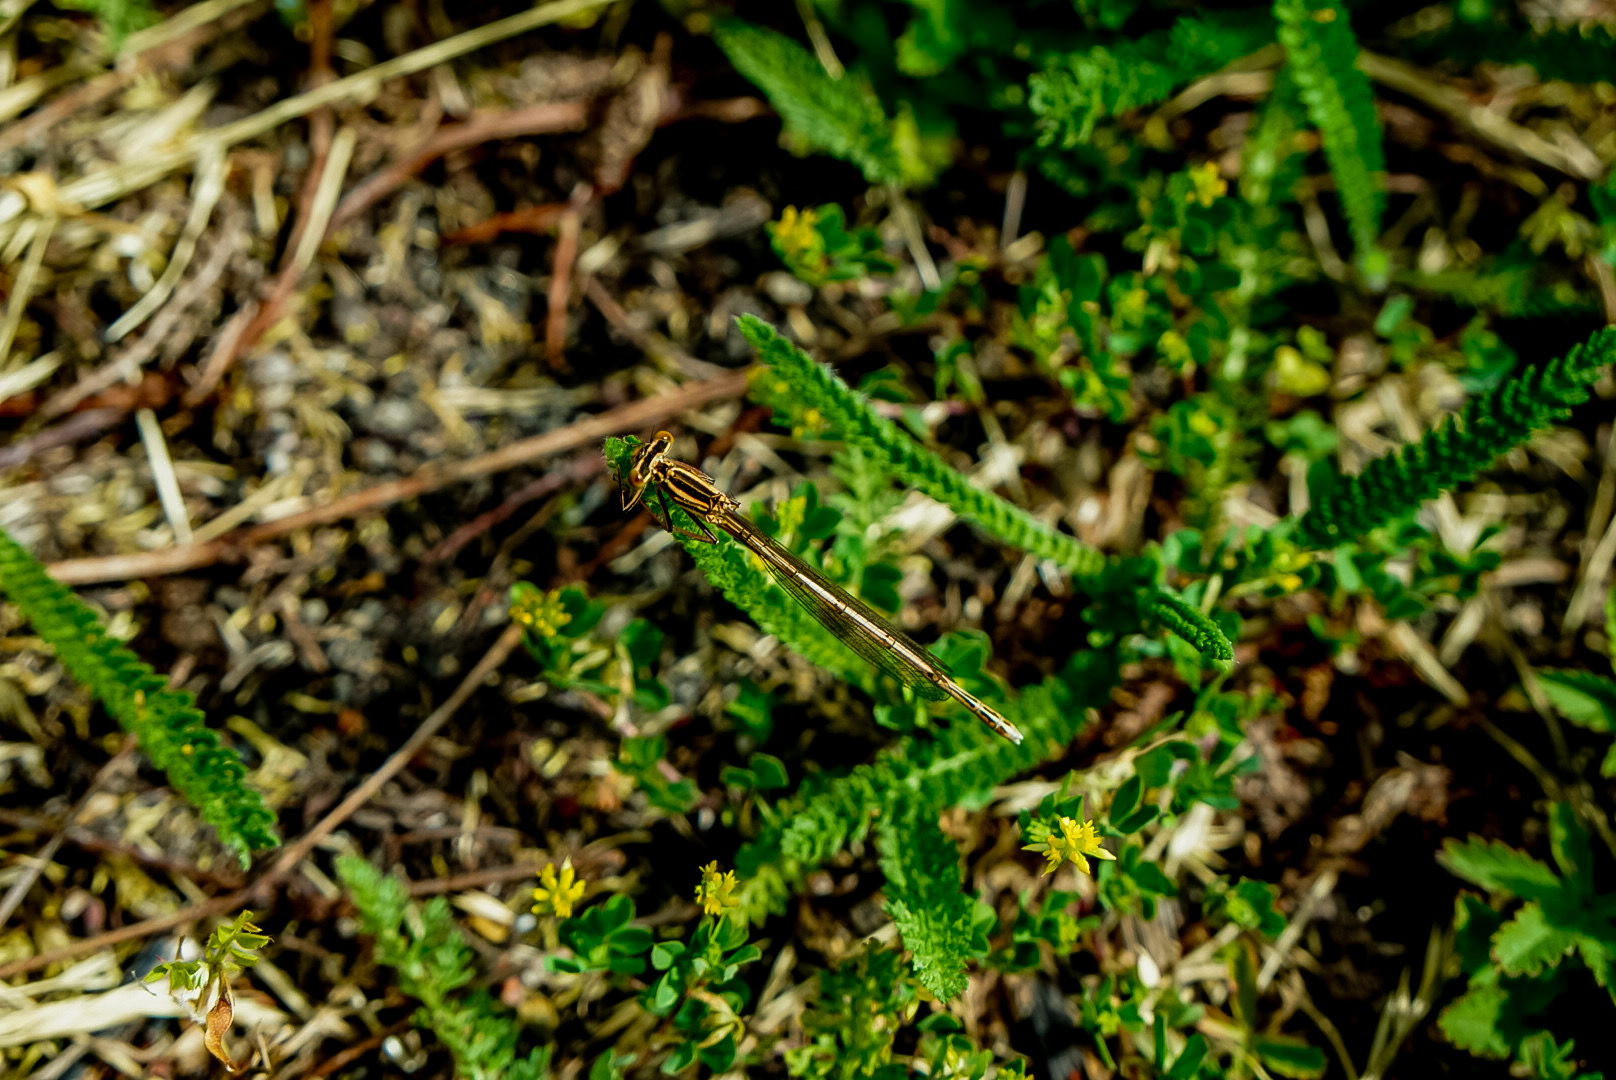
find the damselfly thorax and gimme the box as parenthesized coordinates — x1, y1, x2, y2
(621, 431, 1024, 745)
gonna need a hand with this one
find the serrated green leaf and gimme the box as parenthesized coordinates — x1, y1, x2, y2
(1576, 933, 1616, 991)
(1518, 1031, 1587, 1080)
(1454, 895, 1505, 974)
(1439, 837, 1563, 901)
(712, 19, 908, 186)
(1537, 669, 1616, 732)
(1438, 983, 1512, 1058)
(1549, 803, 1593, 900)
(878, 806, 974, 1002)
(1491, 902, 1576, 976)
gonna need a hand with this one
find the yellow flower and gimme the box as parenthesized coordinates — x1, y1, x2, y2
(695, 861, 740, 917)
(1156, 329, 1195, 375)
(1024, 815, 1117, 876)
(767, 206, 829, 282)
(1187, 161, 1228, 207)
(510, 584, 572, 639)
(532, 858, 587, 919)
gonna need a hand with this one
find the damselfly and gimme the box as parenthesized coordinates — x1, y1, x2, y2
(622, 431, 1024, 745)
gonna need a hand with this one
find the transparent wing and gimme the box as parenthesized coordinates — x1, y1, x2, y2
(715, 510, 951, 702)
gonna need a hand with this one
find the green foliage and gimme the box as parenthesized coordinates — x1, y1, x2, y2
(145, 910, 268, 1002)
(510, 582, 669, 711)
(989, 889, 1095, 970)
(1518, 1031, 1604, 1080)
(0, 526, 278, 866)
(1537, 588, 1616, 776)
(785, 947, 918, 1080)
(737, 650, 1119, 901)
(1409, 17, 1616, 86)
(56, 0, 159, 48)
(712, 20, 930, 187)
(1291, 326, 1616, 550)
(877, 803, 975, 1001)
(548, 893, 654, 976)
(738, 314, 1231, 661)
(741, 314, 1106, 576)
(1437, 805, 1616, 1072)
(1205, 878, 1287, 938)
(1309, 521, 1503, 626)
(1029, 12, 1272, 147)
(644, 915, 760, 1074)
(769, 204, 894, 288)
(337, 856, 553, 1080)
(617, 735, 699, 814)
(1272, 0, 1386, 267)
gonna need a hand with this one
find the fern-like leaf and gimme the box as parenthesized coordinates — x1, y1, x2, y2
(740, 315, 1230, 660)
(877, 804, 974, 1002)
(603, 436, 880, 698)
(1030, 13, 1272, 147)
(712, 19, 906, 187)
(0, 527, 278, 866)
(1273, 0, 1386, 262)
(1149, 592, 1234, 662)
(338, 856, 552, 1080)
(743, 315, 1103, 574)
(1292, 326, 1616, 549)
(737, 652, 1120, 911)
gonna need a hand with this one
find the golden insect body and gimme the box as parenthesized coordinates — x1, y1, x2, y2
(623, 431, 1025, 745)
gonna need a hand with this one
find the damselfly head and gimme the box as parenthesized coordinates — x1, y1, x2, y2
(631, 431, 675, 485)
(623, 430, 676, 510)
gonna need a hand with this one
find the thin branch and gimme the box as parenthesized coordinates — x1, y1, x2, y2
(47, 371, 747, 585)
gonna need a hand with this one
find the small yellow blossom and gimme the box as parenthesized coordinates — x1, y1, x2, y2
(1156, 329, 1195, 375)
(532, 858, 587, 919)
(1187, 161, 1228, 207)
(1024, 816, 1117, 876)
(767, 206, 829, 282)
(510, 584, 572, 639)
(1188, 409, 1221, 438)
(695, 861, 740, 917)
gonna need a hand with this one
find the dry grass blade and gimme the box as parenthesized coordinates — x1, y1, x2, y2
(54, 0, 617, 212)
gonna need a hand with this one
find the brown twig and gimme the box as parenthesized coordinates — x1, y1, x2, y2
(0, 408, 125, 471)
(406, 861, 546, 896)
(48, 372, 747, 585)
(181, 298, 260, 407)
(309, 1019, 418, 1078)
(0, 891, 246, 980)
(176, 0, 336, 410)
(582, 276, 731, 378)
(331, 101, 591, 234)
(423, 453, 603, 565)
(442, 201, 569, 245)
(263, 623, 528, 881)
(546, 187, 589, 368)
